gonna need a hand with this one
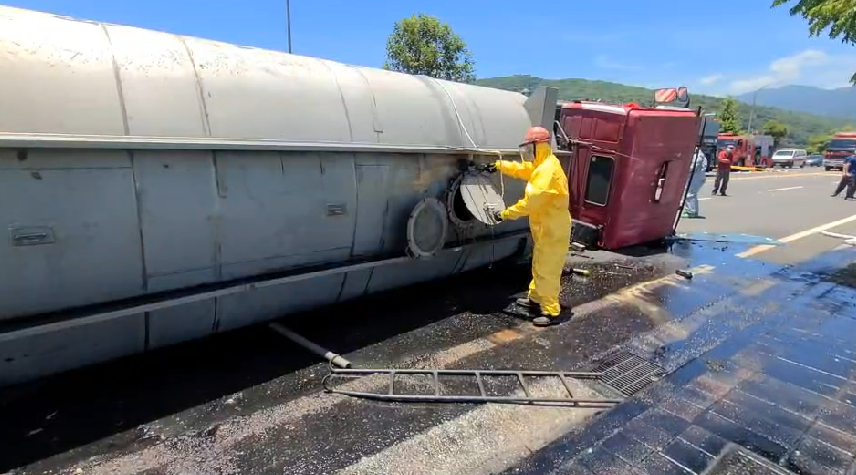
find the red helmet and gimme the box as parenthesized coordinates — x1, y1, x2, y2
(523, 126, 551, 144)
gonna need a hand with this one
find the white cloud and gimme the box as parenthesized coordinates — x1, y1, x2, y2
(724, 49, 856, 94)
(699, 74, 723, 86)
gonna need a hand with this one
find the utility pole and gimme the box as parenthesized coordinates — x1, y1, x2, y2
(286, 0, 293, 53)
(746, 84, 769, 134)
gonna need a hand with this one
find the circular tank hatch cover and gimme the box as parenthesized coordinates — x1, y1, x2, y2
(452, 172, 507, 226)
(406, 197, 449, 259)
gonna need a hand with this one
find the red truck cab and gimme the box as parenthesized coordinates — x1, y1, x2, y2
(556, 101, 701, 250)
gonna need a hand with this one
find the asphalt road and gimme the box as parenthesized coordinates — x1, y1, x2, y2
(679, 168, 856, 265)
(3, 167, 856, 475)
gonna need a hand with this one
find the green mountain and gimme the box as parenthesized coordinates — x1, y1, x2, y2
(475, 75, 852, 146)
(737, 85, 856, 120)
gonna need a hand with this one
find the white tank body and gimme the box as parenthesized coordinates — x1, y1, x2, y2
(0, 6, 549, 386)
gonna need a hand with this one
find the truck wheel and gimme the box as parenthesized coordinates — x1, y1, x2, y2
(826, 166, 832, 171)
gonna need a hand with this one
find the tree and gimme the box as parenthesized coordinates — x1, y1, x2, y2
(807, 133, 831, 153)
(772, 0, 856, 84)
(718, 97, 742, 134)
(383, 14, 476, 83)
(763, 120, 789, 148)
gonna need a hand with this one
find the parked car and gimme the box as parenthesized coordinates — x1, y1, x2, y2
(805, 154, 823, 167)
(770, 148, 808, 168)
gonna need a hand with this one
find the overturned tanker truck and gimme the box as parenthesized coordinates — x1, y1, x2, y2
(0, 6, 701, 387)
(0, 6, 550, 386)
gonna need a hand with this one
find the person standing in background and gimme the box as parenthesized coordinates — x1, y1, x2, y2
(683, 148, 708, 218)
(831, 154, 856, 200)
(712, 145, 734, 196)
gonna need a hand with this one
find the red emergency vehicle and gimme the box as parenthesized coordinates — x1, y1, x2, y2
(715, 133, 774, 168)
(823, 132, 856, 170)
(555, 101, 701, 250)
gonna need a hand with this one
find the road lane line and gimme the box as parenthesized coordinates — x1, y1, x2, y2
(736, 213, 856, 258)
(699, 197, 712, 201)
(768, 186, 803, 192)
(730, 172, 827, 181)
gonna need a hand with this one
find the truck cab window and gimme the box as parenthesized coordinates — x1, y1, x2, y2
(584, 155, 614, 206)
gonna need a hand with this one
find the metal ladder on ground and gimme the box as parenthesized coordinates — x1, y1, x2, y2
(321, 367, 624, 406)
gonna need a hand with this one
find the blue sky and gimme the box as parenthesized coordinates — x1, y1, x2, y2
(5, 0, 856, 96)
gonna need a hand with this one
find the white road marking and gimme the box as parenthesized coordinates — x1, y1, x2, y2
(729, 172, 826, 181)
(768, 186, 803, 192)
(699, 198, 712, 201)
(737, 213, 856, 258)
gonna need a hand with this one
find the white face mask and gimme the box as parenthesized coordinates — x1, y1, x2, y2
(519, 143, 536, 162)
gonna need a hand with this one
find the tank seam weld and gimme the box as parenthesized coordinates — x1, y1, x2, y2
(318, 61, 355, 141)
(346, 157, 360, 259)
(129, 152, 150, 292)
(339, 155, 361, 301)
(352, 68, 384, 136)
(178, 36, 213, 137)
(100, 24, 130, 136)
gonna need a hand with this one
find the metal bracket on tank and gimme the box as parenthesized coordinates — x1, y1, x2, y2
(405, 197, 449, 259)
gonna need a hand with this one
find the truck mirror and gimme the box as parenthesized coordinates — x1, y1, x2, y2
(553, 120, 571, 150)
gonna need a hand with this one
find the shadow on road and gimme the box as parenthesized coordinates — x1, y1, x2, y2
(0, 261, 531, 471)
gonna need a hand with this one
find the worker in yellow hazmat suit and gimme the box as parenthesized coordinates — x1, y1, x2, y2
(481, 126, 572, 326)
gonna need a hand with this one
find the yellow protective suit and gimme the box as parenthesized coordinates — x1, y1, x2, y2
(496, 144, 572, 317)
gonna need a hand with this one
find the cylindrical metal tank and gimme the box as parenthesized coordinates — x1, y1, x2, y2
(0, 6, 540, 386)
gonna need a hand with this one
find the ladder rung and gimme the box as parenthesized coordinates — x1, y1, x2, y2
(558, 373, 574, 398)
(475, 371, 487, 397)
(516, 372, 531, 398)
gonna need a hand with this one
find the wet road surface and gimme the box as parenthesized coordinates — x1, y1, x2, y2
(3, 169, 856, 474)
(680, 169, 856, 265)
(505, 248, 856, 475)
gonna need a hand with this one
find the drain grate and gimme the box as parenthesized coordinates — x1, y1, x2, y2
(591, 351, 666, 396)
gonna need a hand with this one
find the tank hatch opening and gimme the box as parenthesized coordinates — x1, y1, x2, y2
(406, 197, 449, 259)
(447, 172, 507, 227)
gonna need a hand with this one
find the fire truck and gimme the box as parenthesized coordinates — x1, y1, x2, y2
(823, 132, 856, 170)
(716, 133, 774, 168)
